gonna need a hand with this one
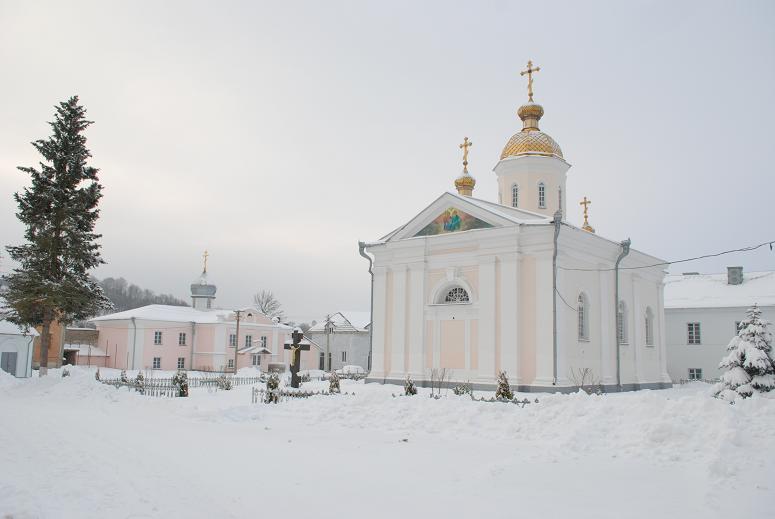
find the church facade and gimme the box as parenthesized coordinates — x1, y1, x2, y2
(362, 64, 671, 392)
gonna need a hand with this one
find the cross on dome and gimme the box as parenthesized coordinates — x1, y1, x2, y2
(520, 60, 541, 102)
(459, 137, 473, 173)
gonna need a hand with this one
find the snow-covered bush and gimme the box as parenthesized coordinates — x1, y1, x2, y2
(404, 374, 417, 396)
(301, 372, 311, 383)
(134, 371, 144, 386)
(172, 371, 189, 397)
(61, 368, 70, 378)
(120, 370, 128, 383)
(453, 382, 472, 396)
(265, 372, 280, 403)
(714, 304, 774, 401)
(216, 374, 233, 391)
(329, 371, 341, 394)
(495, 371, 514, 400)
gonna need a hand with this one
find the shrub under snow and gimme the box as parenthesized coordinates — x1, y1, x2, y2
(714, 304, 774, 401)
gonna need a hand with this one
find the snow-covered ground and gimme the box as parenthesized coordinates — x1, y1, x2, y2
(1, 367, 773, 519)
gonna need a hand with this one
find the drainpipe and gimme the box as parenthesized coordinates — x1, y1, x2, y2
(358, 241, 374, 373)
(551, 210, 562, 385)
(26, 334, 34, 377)
(190, 321, 196, 371)
(130, 317, 137, 370)
(614, 238, 631, 392)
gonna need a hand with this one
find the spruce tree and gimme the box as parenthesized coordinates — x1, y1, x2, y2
(715, 304, 774, 400)
(495, 371, 514, 400)
(3, 96, 111, 375)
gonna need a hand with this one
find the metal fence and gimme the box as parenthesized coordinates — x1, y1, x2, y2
(99, 375, 264, 397)
(678, 378, 720, 385)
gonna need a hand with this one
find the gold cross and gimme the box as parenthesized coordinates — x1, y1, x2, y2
(580, 196, 595, 233)
(459, 137, 473, 173)
(202, 250, 209, 273)
(520, 60, 541, 102)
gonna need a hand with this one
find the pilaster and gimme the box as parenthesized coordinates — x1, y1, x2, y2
(477, 255, 496, 381)
(388, 264, 407, 379)
(407, 262, 426, 377)
(498, 253, 519, 382)
(370, 266, 387, 378)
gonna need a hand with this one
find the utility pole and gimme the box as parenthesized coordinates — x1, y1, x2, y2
(324, 314, 334, 372)
(233, 310, 243, 374)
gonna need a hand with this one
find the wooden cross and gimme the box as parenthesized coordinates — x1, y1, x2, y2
(459, 137, 473, 173)
(284, 330, 310, 388)
(202, 250, 209, 273)
(520, 60, 541, 102)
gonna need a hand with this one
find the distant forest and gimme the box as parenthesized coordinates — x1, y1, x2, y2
(98, 277, 188, 313)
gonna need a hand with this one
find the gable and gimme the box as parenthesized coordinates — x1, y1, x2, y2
(413, 207, 494, 237)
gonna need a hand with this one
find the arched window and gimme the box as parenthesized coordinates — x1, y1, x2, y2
(577, 293, 589, 340)
(443, 286, 470, 304)
(617, 301, 628, 345)
(645, 307, 654, 346)
(511, 184, 519, 208)
(538, 182, 546, 209)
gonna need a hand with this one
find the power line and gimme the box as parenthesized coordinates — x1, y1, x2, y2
(555, 288, 578, 313)
(557, 239, 774, 273)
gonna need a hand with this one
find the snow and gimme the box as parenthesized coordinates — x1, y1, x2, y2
(1, 367, 773, 518)
(91, 304, 234, 323)
(307, 311, 371, 332)
(0, 319, 38, 336)
(664, 271, 775, 309)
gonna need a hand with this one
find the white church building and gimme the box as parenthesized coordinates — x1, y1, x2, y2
(360, 63, 672, 392)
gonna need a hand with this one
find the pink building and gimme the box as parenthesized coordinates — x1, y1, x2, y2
(90, 267, 316, 373)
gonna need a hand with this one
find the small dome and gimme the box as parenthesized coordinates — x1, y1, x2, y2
(500, 102, 563, 160)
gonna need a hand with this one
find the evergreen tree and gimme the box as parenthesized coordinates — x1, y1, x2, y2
(495, 371, 514, 400)
(3, 96, 111, 375)
(329, 371, 340, 393)
(404, 374, 417, 396)
(715, 305, 774, 400)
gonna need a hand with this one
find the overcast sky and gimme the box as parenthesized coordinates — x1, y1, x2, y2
(1, 0, 773, 322)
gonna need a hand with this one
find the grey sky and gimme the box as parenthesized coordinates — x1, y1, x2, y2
(1, 0, 773, 322)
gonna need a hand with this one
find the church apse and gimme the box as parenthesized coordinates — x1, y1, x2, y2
(414, 207, 493, 237)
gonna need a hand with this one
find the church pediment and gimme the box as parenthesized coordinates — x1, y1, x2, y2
(382, 192, 523, 242)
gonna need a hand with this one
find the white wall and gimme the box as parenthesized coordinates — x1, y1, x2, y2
(0, 334, 35, 378)
(665, 305, 774, 382)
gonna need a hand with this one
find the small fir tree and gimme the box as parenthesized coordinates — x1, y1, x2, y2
(3, 97, 112, 375)
(134, 371, 144, 386)
(120, 370, 128, 383)
(265, 372, 280, 403)
(172, 371, 189, 397)
(495, 371, 514, 400)
(404, 374, 417, 396)
(715, 305, 774, 400)
(329, 371, 341, 393)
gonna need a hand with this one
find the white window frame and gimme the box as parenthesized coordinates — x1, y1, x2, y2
(341, 351, 347, 362)
(152, 357, 161, 369)
(511, 184, 519, 208)
(577, 293, 589, 341)
(178, 332, 186, 346)
(688, 368, 702, 380)
(177, 357, 185, 369)
(252, 354, 261, 366)
(229, 333, 237, 348)
(154, 331, 162, 345)
(687, 322, 701, 345)
(245, 335, 252, 348)
(227, 359, 234, 369)
(538, 182, 546, 209)
(260, 336, 267, 348)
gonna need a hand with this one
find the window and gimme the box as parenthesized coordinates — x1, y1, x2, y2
(687, 323, 701, 345)
(319, 352, 325, 370)
(152, 357, 161, 369)
(645, 307, 654, 346)
(538, 182, 546, 209)
(617, 301, 628, 344)
(245, 335, 252, 348)
(229, 334, 237, 347)
(177, 357, 185, 369)
(577, 293, 589, 341)
(444, 287, 470, 304)
(688, 368, 703, 381)
(252, 354, 261, 366)
(227, 359, 234, 369)
(341, 351, 347, 362)
(511, 184, 519, 208)
(154, 331, 162, 345)
(178, 332, 186, 346)
(260, 336, 267, 348)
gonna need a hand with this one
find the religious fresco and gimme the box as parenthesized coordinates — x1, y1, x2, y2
(413, 207, 493, 237)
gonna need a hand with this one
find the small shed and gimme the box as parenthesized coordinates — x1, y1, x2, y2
(0, 320, 37, 378)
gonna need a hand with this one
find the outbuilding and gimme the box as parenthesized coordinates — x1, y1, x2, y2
(0, 320, 37, 378)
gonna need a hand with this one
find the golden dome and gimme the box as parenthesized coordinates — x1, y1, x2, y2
(500, 102, 563, 160)
(454, 171, 476, 196)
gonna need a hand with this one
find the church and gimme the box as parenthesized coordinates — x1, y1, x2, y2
(361, 62, 672, 392)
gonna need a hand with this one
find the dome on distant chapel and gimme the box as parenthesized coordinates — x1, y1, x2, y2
(500, 102, 563, 160)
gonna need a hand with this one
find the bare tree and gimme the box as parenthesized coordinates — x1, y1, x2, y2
(252, 290, 285, 321)
(568, 367, 602, 395)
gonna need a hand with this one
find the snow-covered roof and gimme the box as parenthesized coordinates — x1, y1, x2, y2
(664, 271, 775, 309)
(92, 304, 290, 328)
(0, 320, 38, 336)
(63, 344, 109, 357)
(308, 311, 371, 333)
